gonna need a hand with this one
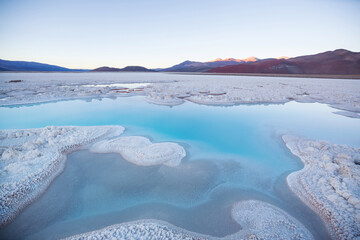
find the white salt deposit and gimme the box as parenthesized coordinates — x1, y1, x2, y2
(0, 125, 124, 226)
(283, 135, 360, 239)
(64, 220, 210, 240)
(230, 200, 313, 240)
(91, 136, 186, 167)
(90, 136, 151, 153)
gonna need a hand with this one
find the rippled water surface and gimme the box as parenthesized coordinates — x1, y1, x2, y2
(0, 96, 359, 239)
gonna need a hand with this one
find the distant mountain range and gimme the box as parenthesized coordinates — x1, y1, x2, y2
(208, 49, 360, 75)
(158, 57, 259, 72)
(0, 59, 87, 72)
(1, 49, 359, 75)
(91, 66, 155, 72)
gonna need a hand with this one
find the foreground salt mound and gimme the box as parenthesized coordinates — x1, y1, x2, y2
(283, 135, 360, 239)
(0, 125, 124, 226)
(65, 200, 313, 240)
(91, 136, 186, 167)
(64, 220, 209, 240)
(230, 200, 313, 240)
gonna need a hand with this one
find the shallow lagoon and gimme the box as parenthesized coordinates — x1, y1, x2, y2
(0, 96, 360, 239)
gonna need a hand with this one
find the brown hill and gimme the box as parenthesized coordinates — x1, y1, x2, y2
(208, 49, 360, 75)
(92, 66, 155, 72)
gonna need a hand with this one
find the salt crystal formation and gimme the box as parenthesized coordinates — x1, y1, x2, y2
(64, 220, 209, 240)
(65, 200, 314, 240)
(230, 200, 313, 240)
(91, 136, 186, 167)
(283, 135, 360, 239)
(0, 125, 124, 226)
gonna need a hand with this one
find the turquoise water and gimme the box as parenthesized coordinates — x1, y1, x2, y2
(0, 96, 360, 239)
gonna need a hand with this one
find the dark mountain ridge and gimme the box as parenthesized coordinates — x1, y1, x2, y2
(0, 59, 87, 72)
(208, 49, 360, 75)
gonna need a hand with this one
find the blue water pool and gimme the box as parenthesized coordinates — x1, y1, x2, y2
(0, 96, 359, 239)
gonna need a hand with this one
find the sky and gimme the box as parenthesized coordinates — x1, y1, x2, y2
(0, 0, 359, 69)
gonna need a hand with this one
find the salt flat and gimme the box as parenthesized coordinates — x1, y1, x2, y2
(0, 72, 359, 117)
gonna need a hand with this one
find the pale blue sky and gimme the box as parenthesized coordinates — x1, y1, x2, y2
(0, 0, 359, 69)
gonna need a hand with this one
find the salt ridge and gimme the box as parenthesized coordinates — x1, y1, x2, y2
(90, 136, 186, 167)
(283, 135, 360, 239)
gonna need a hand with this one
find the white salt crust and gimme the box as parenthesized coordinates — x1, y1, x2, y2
(0, 125, 124, 226)
(63, 220, 209, 240)
(283, 135, 360, 240)
(90, 136, 186, 167)
(230, 200, 313, 240)
(64, 200, 313, 240)
(0, 73, 359, 118)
